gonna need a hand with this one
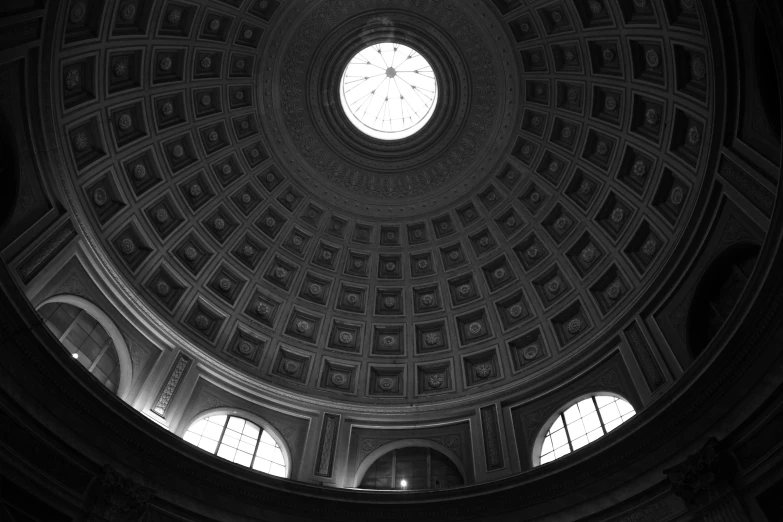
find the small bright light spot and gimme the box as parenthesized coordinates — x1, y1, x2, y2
(72, 353, 79, 359)
(400, 479, 407, 489)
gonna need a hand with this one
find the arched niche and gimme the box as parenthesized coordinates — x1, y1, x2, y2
(531, 392, 637, 468)
(353, 438, 466, 489)
(37, 294, 133, 400)
(687, 242, 761, 358)
(179, 407, 293, 479)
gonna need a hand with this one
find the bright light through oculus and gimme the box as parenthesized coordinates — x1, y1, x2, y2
(340, 42, 438, 140)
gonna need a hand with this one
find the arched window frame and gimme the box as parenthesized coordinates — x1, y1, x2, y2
(352, 438, 467, 488)
(37, 294, 133, 400)
(179, 407, 293, 479)
(531, 391, 636, 467)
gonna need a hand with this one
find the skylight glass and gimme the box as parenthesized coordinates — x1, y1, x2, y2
(340, 42, 438, 140)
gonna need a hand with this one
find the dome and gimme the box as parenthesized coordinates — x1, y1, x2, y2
(45, 0, 717, 408)
(1, 0, 782, 520)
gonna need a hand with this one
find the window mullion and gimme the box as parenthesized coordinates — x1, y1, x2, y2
(562, 413, 574, 452)
(593, 396, 608, 435)
(249, 428, 263, 469)
(215, 416, 230, 455)
(59, 308, 86, 343)
(391, 450, 397, 489)
(88, 339, 113, 372)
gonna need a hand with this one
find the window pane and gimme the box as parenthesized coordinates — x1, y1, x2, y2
(540, 452, 555, 465)
(553, 445, 571, 459)
(76, 353, 91, 369)
(260, 430, 277, 446)
(599, 403, 621, 424)
(234, 451, 253, 467)
(222, 434, 240, 449)
(183, 431, 202, 446)
(577, 398, 596, 417)
(104, 379, 118, 394)
(90, 325, 110, 347)
(256, 443, 280, 462)
(586, 427, 604, 443)
(563, 404, 581, 424)
(238, 440, 256, 455)
(595, 395, 615, 407)
(550, 428, 569, 450)
(66, 325, 89, 352)
(105, 342, 119, 362)
(540, 436, 553, 456)
(567, 419, 586, 439)
(269, 463, 286, 477)
(243, 423, 260, 439)
(209, 415, 227, 425)
(198, 438, 218, 454)
(217, 444, 236, 462)
(92, 368, 108, 383)
(79, 314, 98, 334)
(203, 421, 224, 441)
(617, 399, 635, 416)
(80, 337, 103, 363)
(96, 353, 117, 375)
(252, 459, 272, 473)
(582, 411, 602, 432)
(189, 420, 207, 436)
(227, 417, 245, 433)
(604, 418, 623, 432)
(241, 434, 258, 447)
(45, 306, 75, 337)
(571, 436, 589, 450)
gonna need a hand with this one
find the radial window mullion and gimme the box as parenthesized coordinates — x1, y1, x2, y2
(215, 416, 231, 453)
(249, 428, 265, 470)
(391, 450, 397, 489)
(592, 396, 608, 436)
(58, 308, 86, 343)
(87, 338, 113, 372)
(562, 413, 574, 452)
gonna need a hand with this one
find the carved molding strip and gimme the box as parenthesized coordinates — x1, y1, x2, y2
(15, 220, 77, 284)
(151, 353, 192, 418)
(480, 404, 504, 471)
(315, 413, 340, 477)
(719, 156, 775, 217)
(625, 321, 666, 393)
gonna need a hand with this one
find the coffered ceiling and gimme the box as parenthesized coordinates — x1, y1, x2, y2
(50, 0, 715, 406)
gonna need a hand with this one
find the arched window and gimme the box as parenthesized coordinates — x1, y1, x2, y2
(183, 414, 287, 477)
(358, 446, 464, 490)
(536, 395, 636, 466)
(38, 301, 122, 393)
